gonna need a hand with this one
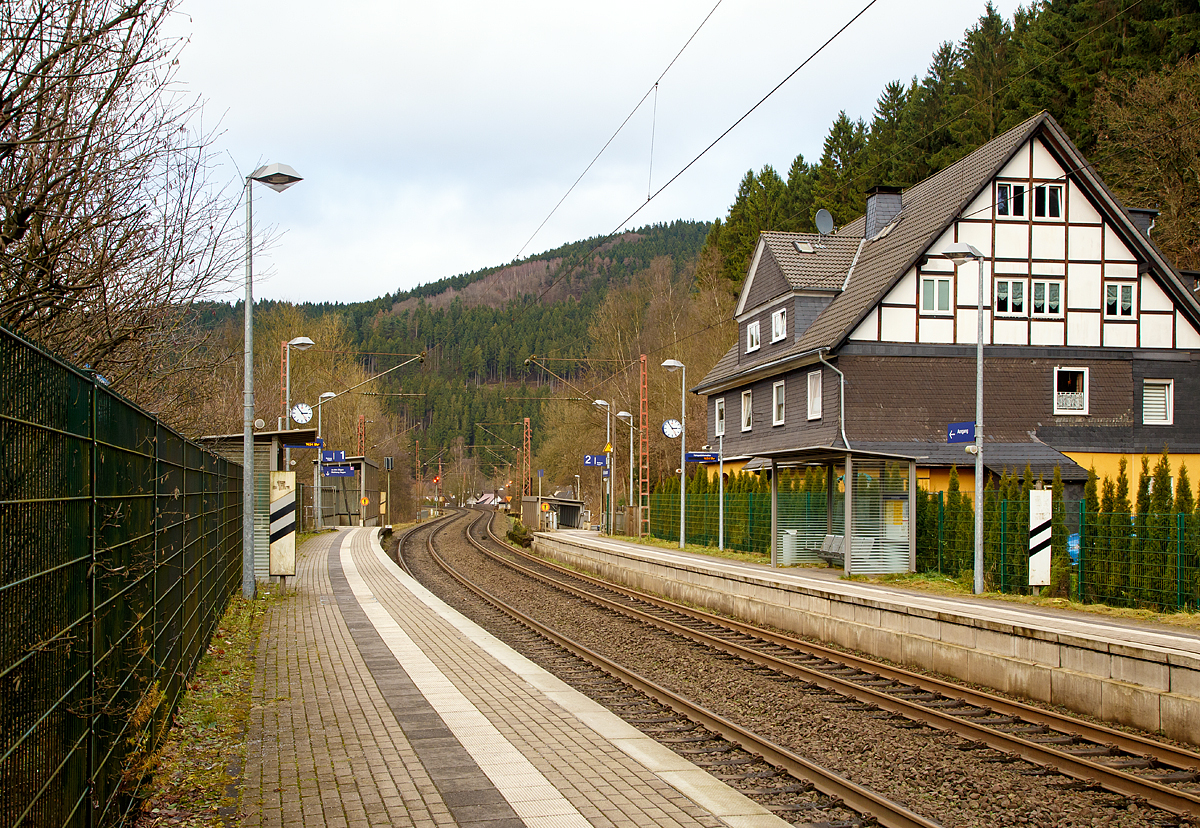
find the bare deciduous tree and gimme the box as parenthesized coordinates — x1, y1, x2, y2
(0, 0, 242, 415)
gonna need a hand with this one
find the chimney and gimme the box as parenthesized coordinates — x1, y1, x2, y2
(865, 185, 902, 239)
(1128, 207, 1158, 237)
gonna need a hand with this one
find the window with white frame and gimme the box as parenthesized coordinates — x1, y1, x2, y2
(741, 390, 753, 431)
(1054, 367, 1088, 415)
(1032, 279, 1063, 317)
(746, 320, 761, 352)
(1143, 379, 1173, 425)
(997, 182, 1026, 217)
(714, 397, 726, 436)
(771, 308, 787, 342)
(1033, 184, 1063, 219)
(772, 381, 785, 425)
(1104, 282, 1135, 319)
(807, 370, 822, 420)
(995, 278, 1026, 315)
(920, 274, 952, 314)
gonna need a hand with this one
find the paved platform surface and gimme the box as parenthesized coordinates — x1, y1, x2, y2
(555, 530, 1200, 660)
(243, 527, 789, 828)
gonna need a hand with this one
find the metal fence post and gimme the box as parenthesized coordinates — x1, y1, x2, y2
(1000, 499, 1007, 594)
(1178, 512, 1186, 610)
(1078, 500, 1086, 603)
(937, 491, 945, 575)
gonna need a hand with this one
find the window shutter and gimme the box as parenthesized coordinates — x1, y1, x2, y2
(1143, 382, 1169, 424)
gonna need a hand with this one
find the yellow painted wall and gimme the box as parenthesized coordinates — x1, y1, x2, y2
(1062, 451, 1200, 495)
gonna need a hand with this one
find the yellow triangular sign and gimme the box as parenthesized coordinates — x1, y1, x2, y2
(604, 443, 613, 453)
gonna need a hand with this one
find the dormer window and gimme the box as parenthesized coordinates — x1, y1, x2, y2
(771, 308, 787, 343)
(746, 321, 760, 353)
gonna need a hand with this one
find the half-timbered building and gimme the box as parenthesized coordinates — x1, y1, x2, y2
(694, 111, 1200, 573)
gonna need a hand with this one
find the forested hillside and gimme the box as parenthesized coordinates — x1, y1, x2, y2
(703, 0, 1200, 282)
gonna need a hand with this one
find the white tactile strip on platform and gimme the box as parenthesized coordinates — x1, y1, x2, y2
(357, 528, 789, 828)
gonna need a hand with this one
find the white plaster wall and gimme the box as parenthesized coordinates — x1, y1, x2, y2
(1106, 261, 1138, 279)
(1104, 323, 1138, 348)
(994, 222, 1028, 260)
(965, 189, 994, 221)
(1140, 275, 1172, 312)
(919, 316, 955, 344)
(998, 145, 1030, 179)
(1031, 319, 1065, 346)
(1067, 263, 1101, 308)
(993, 318, 1027, 345)
(1032, 224, 1066, 259)
(1068, 187, 1102, 224)
(929, 229, 956, 262)
(956, 308, 990, 344)
(1031, 139, 1063, 179)
(880, 306, 916, 342)
(1068, 225, 1102, 261)
(1067, 311, 1101, 347)
(1105, 225, 1136, 261)
(890, 266, 918, 303)
(957, 223, 994, 257)
(1141, 315, 1174, 348)
(849, 307, 878, 341)
(1177, 313, 1200, 347)
(994, 260, 1029, 275)
(1032, 261, 1065, 277)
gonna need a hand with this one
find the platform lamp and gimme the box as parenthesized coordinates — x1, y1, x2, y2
(662, 359, 686, 549)
(592, 399, 612, 533)
(616, 411, 634, 535)
(284, 335, 314, 469)
(243, 162, 303, 600)
(943, 241, 986, 594)
(315, 391, 336, 529)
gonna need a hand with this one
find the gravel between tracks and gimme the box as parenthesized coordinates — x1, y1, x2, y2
(397, 514, 1194, 828)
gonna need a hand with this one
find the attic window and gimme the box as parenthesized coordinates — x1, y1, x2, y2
(793, 241, 815, 254)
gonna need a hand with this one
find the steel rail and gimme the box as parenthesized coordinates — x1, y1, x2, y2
(474, 512, 1200, 819)
(428, 509, 944, 828)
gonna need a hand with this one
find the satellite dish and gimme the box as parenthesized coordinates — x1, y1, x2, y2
(815, 209, 834, 235)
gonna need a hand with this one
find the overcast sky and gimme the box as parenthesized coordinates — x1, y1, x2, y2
(167, 0, 1021, 305)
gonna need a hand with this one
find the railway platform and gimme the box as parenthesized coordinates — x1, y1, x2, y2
(532, 529, 1200, 748)
(243, 526, 791, 828)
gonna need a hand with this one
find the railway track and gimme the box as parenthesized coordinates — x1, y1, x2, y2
(397, 509, 1200, 826)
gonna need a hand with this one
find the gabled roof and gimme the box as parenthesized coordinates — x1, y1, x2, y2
(697, 110, 1200, 395)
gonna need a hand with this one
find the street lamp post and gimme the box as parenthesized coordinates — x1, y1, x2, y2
(315, 391, 336, 529)
(284, 335, 314, 469)
(662, 359, 686, 549)
(243, 162, 303, 600)
(593, 399, 611, 534)
(617, 411, 634, 535)
(943, 241, 986, 594)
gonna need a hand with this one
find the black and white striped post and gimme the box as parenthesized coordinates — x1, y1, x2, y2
(1029, 489, 1052, 587)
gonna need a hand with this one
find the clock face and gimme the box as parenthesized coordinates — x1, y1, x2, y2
(290, 402, 313, 424)
(662, 418, 683, 438)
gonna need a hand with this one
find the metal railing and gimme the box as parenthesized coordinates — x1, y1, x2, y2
(0, 326, 242, 828)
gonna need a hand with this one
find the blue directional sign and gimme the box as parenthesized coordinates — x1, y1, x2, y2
(323, 465, 355, 477)
(947, 421, 976, 443)
(321, 450, 346, 463)
(583, 454, 608, 467)
(685, 451, 720, 463)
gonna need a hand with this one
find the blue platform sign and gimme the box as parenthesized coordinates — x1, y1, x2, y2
(583, 454, 608, 467)
(685, 451, 720, 463)
(323, 465, 355, 478)
(321, 450, 346, 463)
(947, 421, 976, 443)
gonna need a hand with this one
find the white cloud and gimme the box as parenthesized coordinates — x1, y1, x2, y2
(171, 0, 1022, 303)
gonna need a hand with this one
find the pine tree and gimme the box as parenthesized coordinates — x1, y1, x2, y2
(811, 112, 869, 227)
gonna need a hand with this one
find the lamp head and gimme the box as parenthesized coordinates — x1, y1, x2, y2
(592, 399, 609, 410)
(616, 411, 633, 423)
(250, 163, 303, 193)
(288, 335, 315, 350)
(661, 359, 684, 372)
(941, 242, 984, 266)
(319, 391, 336, 401)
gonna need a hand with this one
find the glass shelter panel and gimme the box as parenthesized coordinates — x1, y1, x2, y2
(776, 466, 845, 566)
(851, 459, 911, 574)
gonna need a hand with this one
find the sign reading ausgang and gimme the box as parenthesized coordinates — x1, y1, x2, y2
(947, 421, 975, 443)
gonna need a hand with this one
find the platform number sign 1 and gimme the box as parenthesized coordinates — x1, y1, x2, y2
(1028, 489, 1052, 587)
